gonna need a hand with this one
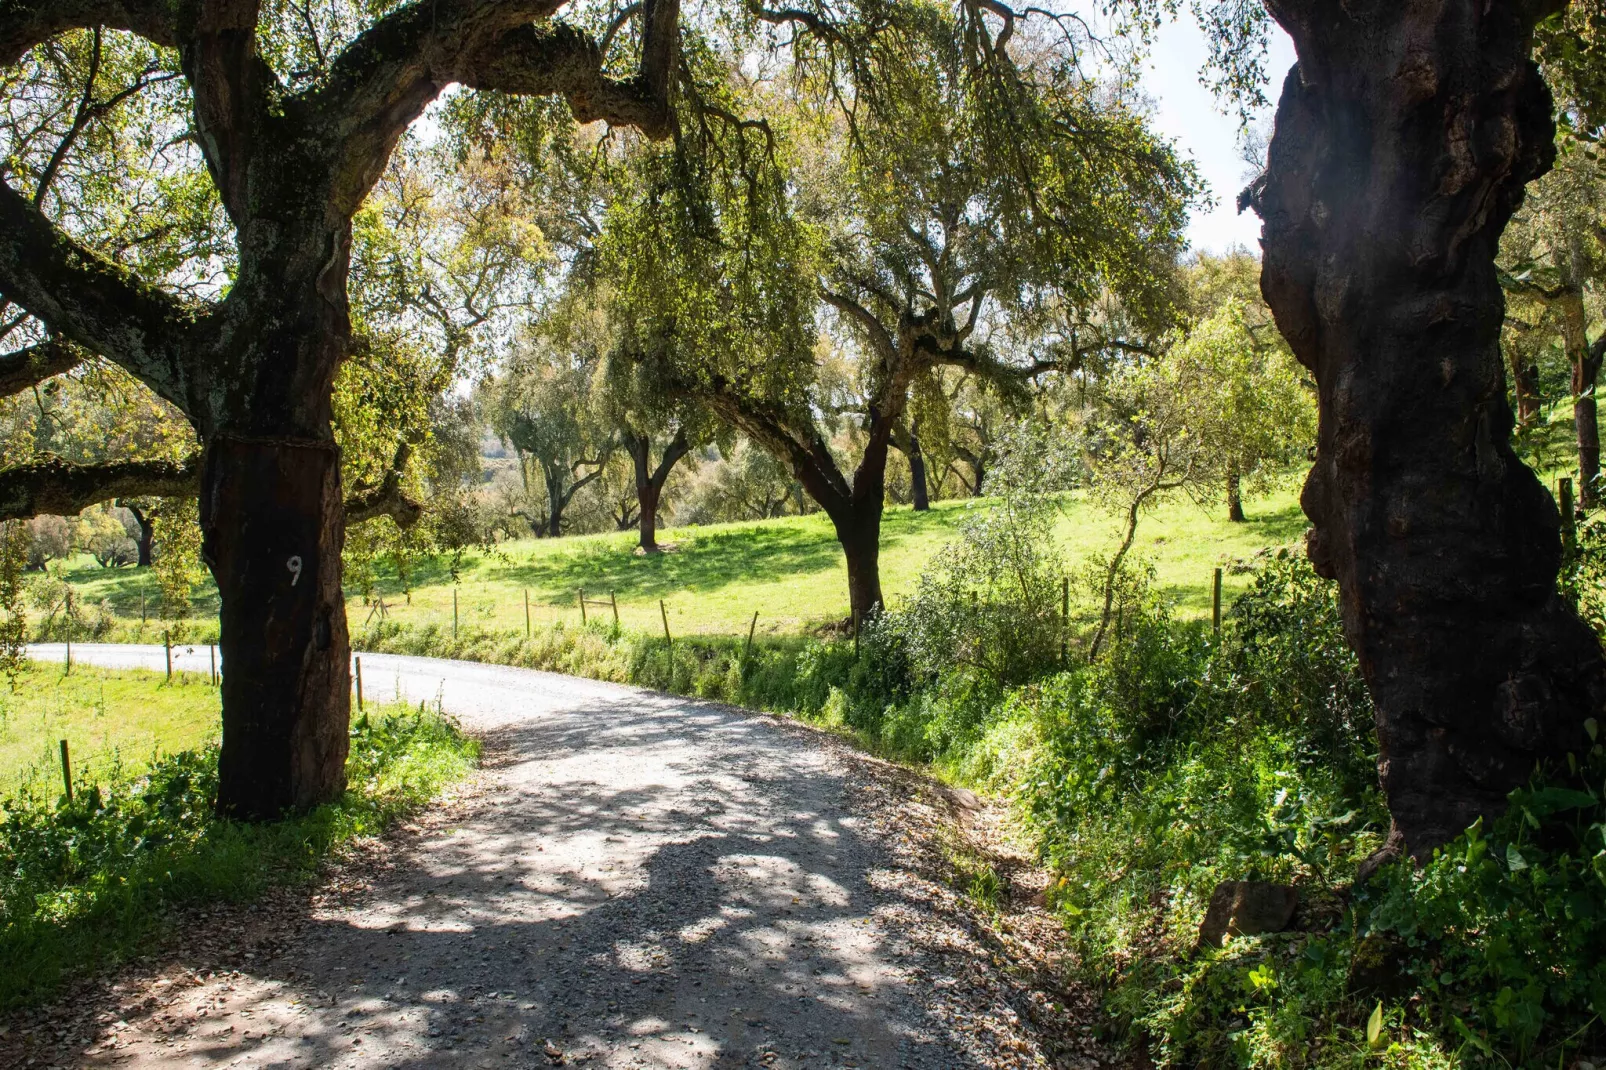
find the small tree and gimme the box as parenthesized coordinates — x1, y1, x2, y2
(1171, 297, 1316, 521)
(899, 422, 1074, 690)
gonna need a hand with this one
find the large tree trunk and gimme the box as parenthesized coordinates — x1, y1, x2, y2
(638, 481, 662, 550)
(544, 464, 565, 538)
(202, 438, 350, 819)
(1255, 0, 1606, 854)
(833, 506, 884, 628)
(908, 430, 930, 511)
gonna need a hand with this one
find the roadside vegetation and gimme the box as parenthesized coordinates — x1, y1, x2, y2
(0, 665, 478, 1011)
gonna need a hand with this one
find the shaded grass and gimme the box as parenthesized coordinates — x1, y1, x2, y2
(0, 669, 478, 1011)
(57, 480, 1309, 643)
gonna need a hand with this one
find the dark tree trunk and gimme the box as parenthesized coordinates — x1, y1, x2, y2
(1254, 0, 1606, 854)
(1577, 390, 1601, 506)
(124, 502, 154, 567)
(1226, 467, 1245, 523)
(1562, 289, 1604, 506)
(202, 438, 350, 819)
(544, 465, 566, 538)
(908, 430, 930, 511)
(626, 427, 690, 553)
(836, 508, 884, 628)
(638, 481, 662, 548)
(1511, 354, 1542, 430)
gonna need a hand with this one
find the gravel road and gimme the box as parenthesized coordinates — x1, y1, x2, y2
(12, 645, 1105, 1070)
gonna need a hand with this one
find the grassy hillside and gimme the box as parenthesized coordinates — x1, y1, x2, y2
(54, 480, 1308, 641)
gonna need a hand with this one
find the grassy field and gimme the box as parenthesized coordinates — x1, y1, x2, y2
(1, 663, 219, 798)
(53, 480, 1309, 642)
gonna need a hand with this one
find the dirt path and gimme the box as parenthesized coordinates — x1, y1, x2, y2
(10, 646, 1109, 1069)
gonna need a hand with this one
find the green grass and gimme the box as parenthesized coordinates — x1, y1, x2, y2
(0, 664, 220, 797)
(51, 479, 1309, 643)
(0, 665, 479, 1010)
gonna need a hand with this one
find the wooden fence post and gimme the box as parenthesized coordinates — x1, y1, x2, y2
(745, 611, 758, 665)
(578, 587, 587, 625)
(610, 590, 619, 625)
(59, 739, 72, 803)
(524, 589, 531, 638)
(210, 644, 217, 686)
(453, 587, 459, 639)
(164, 630, 172, 682)
(140, 590, 146, 624)
(1212, 568, 1223, 634)
(660, 599, 672, 652)
(355, 655, 364, 712)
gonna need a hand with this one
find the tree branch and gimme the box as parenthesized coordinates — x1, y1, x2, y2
(2, 446, 426, 526)
(0, 453, 199, 521)
(0, 179, 202, 406)
(0, 0, 177, 67)
(0, 337, 82, 395)
(312, 0, 679, 216)
(822, 288, 898, 363)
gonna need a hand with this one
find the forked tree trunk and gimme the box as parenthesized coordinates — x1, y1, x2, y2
(202, 438, 350, 819)
(627, 428, 689, 553)
(1256, 0, 1606, 853)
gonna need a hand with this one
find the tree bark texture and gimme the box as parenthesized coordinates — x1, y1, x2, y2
(1255, 0, 1606, 852)
(202, 438, 350, 819)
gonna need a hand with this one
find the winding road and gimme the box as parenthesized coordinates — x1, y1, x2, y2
(15, 644, 1088, 1070)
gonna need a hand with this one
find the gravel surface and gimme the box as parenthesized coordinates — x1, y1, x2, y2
(7, 645, 1114, 1070)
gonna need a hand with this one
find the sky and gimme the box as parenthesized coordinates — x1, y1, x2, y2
(1140, 18, 1297, 257)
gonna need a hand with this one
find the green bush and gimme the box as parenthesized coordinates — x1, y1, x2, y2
(0, 704, 478, 1010)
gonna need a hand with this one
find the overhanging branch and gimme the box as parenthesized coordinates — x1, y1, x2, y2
(0, 0, 177, 67)
(0, 337, 82, 395)
(0, 179, 201, 405)
(0, 453, 199, 521)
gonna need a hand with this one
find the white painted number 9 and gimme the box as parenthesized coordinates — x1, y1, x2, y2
(287, 555, 303, 586)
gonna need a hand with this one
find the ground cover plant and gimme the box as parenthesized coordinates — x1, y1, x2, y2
(0, 665, 478, 1010)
